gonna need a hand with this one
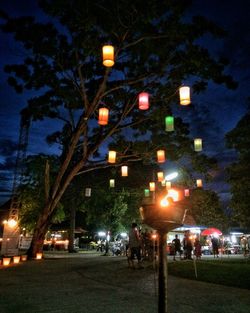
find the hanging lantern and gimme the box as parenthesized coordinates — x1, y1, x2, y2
(179, 86, 191, 105)
(85, 188, 92, 197)
(196, 179, 202, 188)
(108, 151, 116, 163)
(184, 189, 190, 197)
(144, 189, 150, 197)
(161, 180, 166, 186)
(102, 45, 114, 67)
(138, 92, 149, 110)
(166, 181, 171, 190)
(165, 116, 174, 132)
(157, 150, 165, 163)
(149, 182, 155, 191)
(109, 179, 115, 188)
(121, 166, 128, 177)
(157, 171, 164, 182)
(98, 107, 109, 125)
(13, 256, 20, 264)
(194, 138, 202, 152)
(21, 255, 27, 261)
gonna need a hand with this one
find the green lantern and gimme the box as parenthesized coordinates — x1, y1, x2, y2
(144, 189, 150, 197)
(109, 179, 115, 188)
(165, 116, 174, 132)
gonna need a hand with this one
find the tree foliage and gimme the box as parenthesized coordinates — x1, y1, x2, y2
(0, 0, 236, 256)
(225, 111, 250, 228)
(189, 188, 227, 231)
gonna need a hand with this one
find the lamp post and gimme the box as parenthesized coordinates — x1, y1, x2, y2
(139, 190, 187, 313)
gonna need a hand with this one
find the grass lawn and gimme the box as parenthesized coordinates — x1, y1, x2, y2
(168, 258, 250, 290)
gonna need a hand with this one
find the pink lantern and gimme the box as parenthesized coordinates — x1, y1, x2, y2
(138, 92, 149, 110)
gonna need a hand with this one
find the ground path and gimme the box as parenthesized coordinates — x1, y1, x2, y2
(0, 251, 249, 313)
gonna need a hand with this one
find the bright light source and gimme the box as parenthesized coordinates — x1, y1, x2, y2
(120, 232, 127, 238)
(167, 189, 179, 202)
(165, 172, 178, 181)
(8, 219, 17, 228)
(98, 231, 106, 237)
(160, 197, 170, 207)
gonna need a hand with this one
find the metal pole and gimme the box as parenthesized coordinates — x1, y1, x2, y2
(158, 231, 168, 313)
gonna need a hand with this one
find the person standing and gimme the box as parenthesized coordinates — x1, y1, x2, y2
(211, 236, 219, 258)
(172, 234, 182, 261)
(194, 238, 202, 259)
(128, 223, 143, 269)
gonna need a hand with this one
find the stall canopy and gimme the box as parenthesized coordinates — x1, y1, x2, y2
(201, 227, 222, 236)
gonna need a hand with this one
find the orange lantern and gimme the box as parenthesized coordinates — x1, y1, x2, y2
(98, 107, 109, 125)
(157, 171, 164, 182)
(184, 189, 190, 197)
(138, 92, 149, 110)
(3, 257, 11, 266)
(157, 150, 165, 163)
(36, 253, 43, 260)
(102, 45, 114, 67)
(13, 256, 20, 264)
(196, 179, 202, 188)
(21, 255, 27, 261)
(149, 182, 155, 191)
(121, 166, 128, 177)
(108, 151, 116, 163)
(179, 86, 191, 105)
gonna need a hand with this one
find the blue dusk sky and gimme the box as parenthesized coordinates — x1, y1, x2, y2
(0, 0, 249, 205)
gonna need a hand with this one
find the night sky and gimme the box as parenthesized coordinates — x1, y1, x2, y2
(0, 0, 249, 205)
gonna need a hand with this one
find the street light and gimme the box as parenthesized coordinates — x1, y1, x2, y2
(139, 189, 187, 313)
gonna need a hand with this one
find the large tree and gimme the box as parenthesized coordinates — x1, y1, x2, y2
(225, 111, 250, 228)
(1, 0, 236, 257)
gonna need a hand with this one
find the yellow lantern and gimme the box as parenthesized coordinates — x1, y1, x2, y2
(21, 255, 27, 261)
(194, 138, 202, 152)
(108, 151, 116, 163)
(121, 166, 128, 177)
(184, 189, 190, 197)
(157, 171, 164, 182)
(13, 256, 20, 264)
(157, 150, 165, 163)
(149, 182, 155, 191)
(36, 253, 43, 260)
(102, 45, 114, 67)
(3, 257, 11, 266)
(179, 86, 191, 105)
(166, 181, 171, 190)
(109, 179, 115, 188)
(98, 107, 109, 125)
(85, 188, 91, 197)
(161, 180, 166, 186)
(196, 179, 202, 188)
(138, 92, 149, 110)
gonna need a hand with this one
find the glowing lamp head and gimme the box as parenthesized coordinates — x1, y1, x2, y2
(179, 86, 191, 105)
(102, 45, 114, 67)
(160, 197, 170, 207)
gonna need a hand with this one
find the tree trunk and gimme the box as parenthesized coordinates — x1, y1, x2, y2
(27, 204, 53, 259)
(68, 206, 76, 253)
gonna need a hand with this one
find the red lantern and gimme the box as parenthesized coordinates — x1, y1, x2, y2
(184, 189, 190, 197)
(138, 92, 149, 110)
(98, 108, 109, 125)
